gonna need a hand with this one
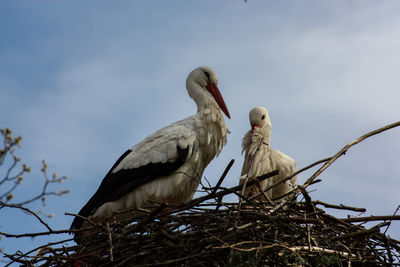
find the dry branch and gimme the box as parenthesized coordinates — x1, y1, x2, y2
(0, 128, 68, 217)
(303, 120, 400, 188)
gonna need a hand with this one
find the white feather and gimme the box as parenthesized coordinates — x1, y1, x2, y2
(87, 66, 229, 224)
(240, 107, 297, 201)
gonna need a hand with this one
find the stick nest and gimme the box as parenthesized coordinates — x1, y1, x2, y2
(13, 167, 400, 267)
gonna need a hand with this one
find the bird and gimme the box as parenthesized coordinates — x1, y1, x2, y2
(239, 107, 297, 202)
(70, 66, 230, 231)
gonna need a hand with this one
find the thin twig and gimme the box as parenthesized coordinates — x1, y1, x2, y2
(0, 201, 52, 232)
(211, 159, 234, 196)
(304, 121, 400, 188)
(248, 157, 331, 201)
(3, 238, 74, 267)
(340, 215, 400, 223)
(168, 164, 275, 214)
(106, 222, 114, 262)
(332, 222, 389, 241)
(383, 204, 400, 235)
(314, 200, 366, 212)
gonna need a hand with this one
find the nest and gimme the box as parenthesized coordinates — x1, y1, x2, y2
(4, 121, 400, 266)
(7, 164, 398, 267)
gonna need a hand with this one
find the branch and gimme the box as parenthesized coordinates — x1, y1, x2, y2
(248, 157, 331, 201)
(303, 121, 400, 188)
(0, 229, 72, 239)
(314, 200, 366, 212)
(383, 204, 400, 235)
(3, 237, 74, 267)
(14, 160, 68, 207)
(169, 169, 279, 214)
(1, 129, 68, 213)
(0, 201, 52, 231)
(210, 159, 234, 196)
(340, 215, 400, 223)
(332, 222, 389, 241)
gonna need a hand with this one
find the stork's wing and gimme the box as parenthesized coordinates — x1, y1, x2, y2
(70, 124, 196, 230)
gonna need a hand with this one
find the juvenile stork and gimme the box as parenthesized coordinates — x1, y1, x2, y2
(240, 107, 297, 201)
(71, 66, 230, 231)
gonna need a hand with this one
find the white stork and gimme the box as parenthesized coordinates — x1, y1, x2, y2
(240, 107, 297, 201)
(70, 66, 230, 231)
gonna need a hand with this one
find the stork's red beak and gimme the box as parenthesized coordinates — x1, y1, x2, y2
(205, 83, 231, 119)
(251, 124, 260, 131)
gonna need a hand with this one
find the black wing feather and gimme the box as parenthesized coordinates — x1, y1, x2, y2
(70, 145, 189, 230)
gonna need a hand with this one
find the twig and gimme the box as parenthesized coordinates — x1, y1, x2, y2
(65, 212, 105, 229)
(306, 213, 312, 251)
(340, 215, 400, 223)
(303, 121, 400, 188)
(314, 200, 366, 212)
(248, 157, 331, 201)
(3, 238, 74, 267)
(285, 246, 356, 258)
(211, 159, 234, 196)
(106, 222, 114, 262)
(383, 204, 400, 235)
(332, 222, 389, 241)
(133, 203, 167, 234)
(0, 201, 52, 232)
(298, 186, 315, 212)
(254, 180, 274, 205)
(0, 229, 73, 239)
(169, 167, 277, 214)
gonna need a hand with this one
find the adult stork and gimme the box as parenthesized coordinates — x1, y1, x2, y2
(70, 66, 230, 231)
(240, 107, 297, 201)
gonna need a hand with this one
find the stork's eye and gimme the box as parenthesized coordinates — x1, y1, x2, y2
(261, 115, 265, 120)
(204, 71, 210, 80)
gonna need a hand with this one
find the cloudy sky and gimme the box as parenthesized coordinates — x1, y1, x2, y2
(1, 1, 400, 257)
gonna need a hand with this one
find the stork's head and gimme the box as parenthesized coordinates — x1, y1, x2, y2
(249, 107, 271, 133)
(186, 66, 230, 119)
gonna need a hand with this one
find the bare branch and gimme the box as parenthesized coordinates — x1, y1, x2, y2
(384, 204, 400, 235)
(0, 128, 68, 212)
(340, 215, 400, 223)
(0, 201, 52, 232)
(303, 121, 400, 188)
(314, 200, 366, 212)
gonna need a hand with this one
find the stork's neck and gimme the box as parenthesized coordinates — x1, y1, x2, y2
(242, 128, 271, 166)
(252, 127, 271, 145)
(186, 80, 220, 113)
(188, 92, 227, 165)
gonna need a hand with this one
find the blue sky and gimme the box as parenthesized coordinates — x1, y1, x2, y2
(1, 1, 400, 259)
